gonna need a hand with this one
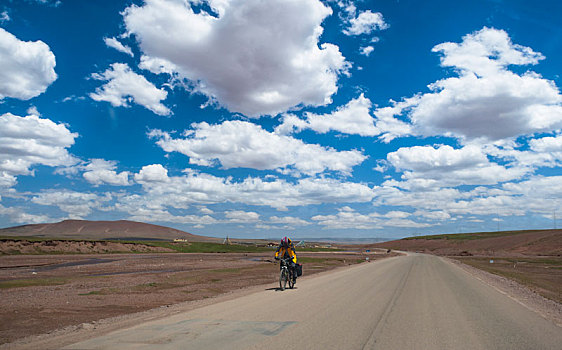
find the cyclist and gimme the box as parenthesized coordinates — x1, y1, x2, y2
(274, 236, 297, 282)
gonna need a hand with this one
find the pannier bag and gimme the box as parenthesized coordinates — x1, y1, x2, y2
(296, 263, 303, 277)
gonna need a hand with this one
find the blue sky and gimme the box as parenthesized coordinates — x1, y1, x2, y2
(1, 0, 561, 239)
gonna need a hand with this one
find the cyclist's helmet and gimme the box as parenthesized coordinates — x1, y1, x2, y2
(281, 236, 288, 247)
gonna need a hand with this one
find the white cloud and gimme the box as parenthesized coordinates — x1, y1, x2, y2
(343, 10, 388, 36)
(133, 165, 376, 211)
(104, 37, 134, 57)
(26, 106, 41, 116)
(134, 164, 170, 183)
(0, 204, 54, 224)
(502, 176, 562, 215)
(29, 0, 61, 7)
(0, 173, 17, 188)
(149, 120, 366, 176)
(413, 210, 451, 221)
(32, 190, 111, 219)
(529, 134, 562, 153)
(0, 113, 78, 187)
(360, 46, 374, 56)
(225, 210, 260, 223)
(90, 63, 171, 116)
(269, 215, 310, 226)
(199, 206, 214, 215)
(0, 11, 10, 23)
(373, 27, 562, 143)
(113, 194, 218, 226)
(481, 140, 562, 170)
(371, 172, 562, 222)
(312, 207, 430, 230)
(387, 144, 529, 187)
(276, 94, 378, 137)
(312, 209, 381, 230)
(82, 159, 131, 186)
(123, 0, 349, 117)
(434, 27, 544, 77)
(0, 27, 57, 100)
(371, 101, 414, 143)
(129, 210, 218, 226)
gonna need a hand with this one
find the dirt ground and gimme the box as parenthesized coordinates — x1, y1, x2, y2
(373, 229, 562, 256)
(0, 251, 391, 345)
(454, 256, 562, 304)
(0, 239, 175, 255)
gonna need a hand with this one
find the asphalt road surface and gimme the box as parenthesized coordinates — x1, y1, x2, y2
(64, 254, 562, 350)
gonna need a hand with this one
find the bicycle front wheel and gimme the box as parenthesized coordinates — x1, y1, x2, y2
(279, 268, 287, 291)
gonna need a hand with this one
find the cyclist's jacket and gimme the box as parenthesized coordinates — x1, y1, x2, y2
(275, 242, 297, 263)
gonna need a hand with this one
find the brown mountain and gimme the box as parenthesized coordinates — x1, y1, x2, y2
(0, 220, 218, 242)
(372, 229, 561, 256)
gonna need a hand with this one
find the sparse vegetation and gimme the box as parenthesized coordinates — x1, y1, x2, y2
(142, 241, 272, 253)
(0, 277, 68, 289)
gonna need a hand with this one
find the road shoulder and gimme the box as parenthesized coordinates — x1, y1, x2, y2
(445, 257, 562, 327)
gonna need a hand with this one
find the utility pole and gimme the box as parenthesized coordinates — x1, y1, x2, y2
(555, 210, 557, 230)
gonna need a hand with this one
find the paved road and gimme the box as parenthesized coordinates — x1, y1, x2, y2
(64, 254, 562, 350)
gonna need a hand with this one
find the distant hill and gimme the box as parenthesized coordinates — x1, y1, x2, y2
(372, 229, 562, 256)
(0, 220, 218, 242)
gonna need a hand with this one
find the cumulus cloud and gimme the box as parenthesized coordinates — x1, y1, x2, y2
(413, 210, 451, 221)
(113, 193, 218, 226)
(82, 159, 131, 186)
(269, 215, 310, 226)
(104, 37, 134, 57)
(479, 139, 562, 171)
(387, 144, 530, 187)
(502, 176, 562, 216)
(0, 204, 54, 224)
(312, 207, 430, 230)
(371, 171, 562, 224)
(0, 11, 9, 23)
(133, 165, 376, 211)
(0, 27, 57, 100)
(90, 63, 171, 116)
(434, 27, 544, 77)
(149, 120, 366, 176)
(32, 190, 111, 219)
(134, 164, 169, 183)
(373, 27, 562, 143)
(199, 206, 214, 215)
(343, 10, 388, 36)
(276, 94, 377, 137)
(529, 134, 562, 153)
(225, 210, 260, 223)
(0, 113, 78, 188)
(129, 209, 218, 226)
(123, 0, 348, 117)
(371, 102, 414, 143)
(360, 46, 374, 56)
